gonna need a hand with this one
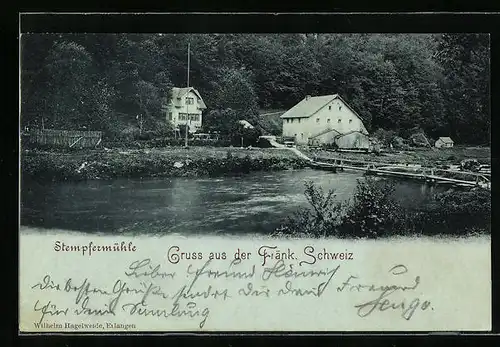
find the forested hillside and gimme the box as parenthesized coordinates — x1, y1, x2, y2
(21, 33, 490, 144)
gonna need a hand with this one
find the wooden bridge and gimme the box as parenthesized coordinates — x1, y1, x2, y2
(308, 156, 491, 190)
(267, 140, 491, 190)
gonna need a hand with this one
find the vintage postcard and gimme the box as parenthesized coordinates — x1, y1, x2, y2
(19, 30, 491, 332)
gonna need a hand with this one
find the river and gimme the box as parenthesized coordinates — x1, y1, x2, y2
(21, 169, 445, 235)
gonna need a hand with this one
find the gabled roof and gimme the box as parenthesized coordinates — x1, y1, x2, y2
(170, 87, 207, 109)
(437, 137, 454, 143)
(280, 94, 363, 120)
(334, 130, 369, 139)
(238, 120, 255, 129)
(309, 128, 341, 139)
(259, 110, 287, 117)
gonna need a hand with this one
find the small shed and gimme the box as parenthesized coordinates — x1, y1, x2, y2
(259, 135, 277, 141)
(308, 129, 341, 147)
(238, 120, 255, 129)
(335, 131, 370, 150)
(435, 137, 454, 148)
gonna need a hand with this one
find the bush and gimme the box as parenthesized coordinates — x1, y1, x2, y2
(409, 188, 491, 235)
(276, 181, 343, 238)
(118, 126, 140, 142)
(340, 177, 404, 238)
(257, 137, 274, 148)
(460, 159, 481, 172)
(104, 137, 233, 149)
(135, 131, 155, 141)
(373, 128, 397, 147)
(275, 178, 491, 239)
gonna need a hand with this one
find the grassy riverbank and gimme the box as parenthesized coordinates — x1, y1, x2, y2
(21, 145, 491, 182)
(21, 147, 308, 181)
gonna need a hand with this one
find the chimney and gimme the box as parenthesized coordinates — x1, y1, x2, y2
(305, 95, 311, 100)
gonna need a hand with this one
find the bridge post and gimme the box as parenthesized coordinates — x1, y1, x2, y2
(429, 168, 435, 183)
(366, 164, 373, 175)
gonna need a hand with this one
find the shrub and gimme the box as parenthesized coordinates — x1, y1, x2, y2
(340, 177, 404, 238)
(104, 137, 233, 149)
(276, 181, 343, 238)
(276, 177, 491, 239)
(373, 128, 397, 147)
(409, 188, 491, 235)
(257, 137, 273, 148)
(119, 126, 140, 141)
(135, 131, 156, 141)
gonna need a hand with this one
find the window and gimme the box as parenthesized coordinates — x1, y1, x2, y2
(168, 112, 173, 121)
(301, 133, 304, 139)
(316, 118, 320, 123)
(338, 119, 341, 123)
(327, 118, 331, 123)
(179, 113, 199, 121)
(329, 105, 332, 110)
(291, 119, 294, 123)
(339, 105, 342, 111)
(186, 97, 194, 105)
(287, 119, 290, 123)
(298, 118, 301, 124)
(349, 119, 352, 123)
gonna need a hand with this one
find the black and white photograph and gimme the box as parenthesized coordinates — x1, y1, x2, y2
(19, 28, 492, 332)
(20, 32, 491, 237)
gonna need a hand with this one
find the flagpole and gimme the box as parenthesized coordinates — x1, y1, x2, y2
(184, 42, 190, 148)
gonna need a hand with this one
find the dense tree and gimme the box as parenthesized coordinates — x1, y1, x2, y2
(33, 40, 115, 131)
(436, 34, 490, 144)
(20, 33, 490, 145)
(210, 67, 259, 113)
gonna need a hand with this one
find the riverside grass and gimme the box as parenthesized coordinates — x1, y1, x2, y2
(21, 147, 308, 181)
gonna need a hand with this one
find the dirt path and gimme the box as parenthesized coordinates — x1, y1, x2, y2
(267, 140, 314, 162)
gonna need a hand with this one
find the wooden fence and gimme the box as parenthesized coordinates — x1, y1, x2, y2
(27, 129, 103, 148)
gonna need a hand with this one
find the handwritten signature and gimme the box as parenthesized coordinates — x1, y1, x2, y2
(29, 259, 431, 328)
(338, 265, 432, 320)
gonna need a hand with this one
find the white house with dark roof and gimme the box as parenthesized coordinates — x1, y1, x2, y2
(435, 136, 454, 148)
(281, 94, 368, 147)
(163, 87, 207, 133)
